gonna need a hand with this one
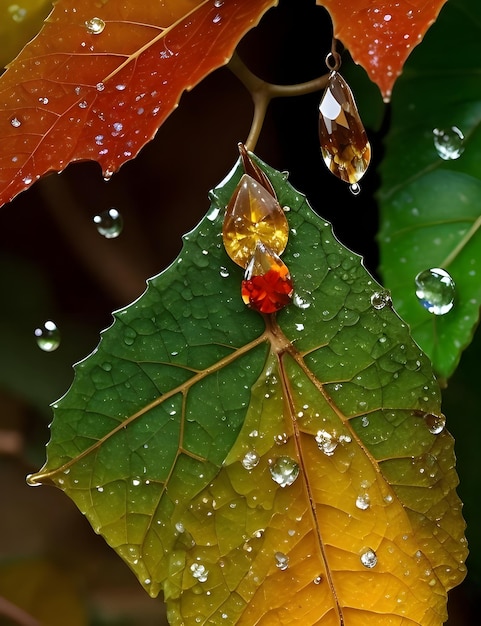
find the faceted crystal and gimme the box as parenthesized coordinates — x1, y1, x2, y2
(241, 243, 293, 314)
(223, 174, 289, 268)
(319, 71, 371, 184)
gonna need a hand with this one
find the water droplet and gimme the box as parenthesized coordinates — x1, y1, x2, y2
(349, 183, 361, 195)
(10, 116, 21, 128)
(242, 451, 259, 470)
(175, 521, 185, 533)
(34, 320, 60, 352)
(424, 413, 446, 435)
(96, 82, 105, 92)
(293, 292, 311, 309)
(360, 548, 378, 568)
(190, 562, 209, 582)
(214, 0, 224, 7)
(315, 430, 337, 456)
(274, 432, 288, 445)
(313, 575, 323, 584)
(356, 494, 370, 510)
(38, 97, 49, 105)
(371, 289, 392, 310)
(274, 552, 289, 570)
(93, 208, 123, 238)
(219, 266, 229, 278)
(212, 13, 222, 23)
(85, 17, 106, 35)
(415, 268, 455, 315)
(269, 456, 299, 487)
(433, 126, 464, 160)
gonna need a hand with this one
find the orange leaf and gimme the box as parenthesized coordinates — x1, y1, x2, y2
(317, 0, 448, 100)
(0, 0, 277, 206)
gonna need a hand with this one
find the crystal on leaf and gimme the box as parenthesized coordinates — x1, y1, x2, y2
(223, 174, 289, 268)
(241, 243, 293, 314)
(319, 71, 371, 184)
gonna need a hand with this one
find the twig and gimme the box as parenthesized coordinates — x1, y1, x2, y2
(228, 52, 329, 151)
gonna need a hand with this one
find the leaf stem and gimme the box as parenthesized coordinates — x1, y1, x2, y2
(228, 52, 329, 151)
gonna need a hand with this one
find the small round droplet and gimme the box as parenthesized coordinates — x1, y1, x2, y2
(356, 494, 370, 510)
(424, 413, 446, 435)
(190, 562, 209, 582)
(34, 320, 60, 352)
(371, 289, 392, 310)
(275, 552, 289, 570)
(242, 451, 259, 470)
(96, 82, 105, 92)
(433, 126, 464, 160)
(415, 268, 455, 315)
(349, 183, 361, 195)
(269, 456, 299, 487)
(360, 548, 378, 568)
(93, 208, 123, 238)
(85, 17, 106, 35)
(10, 117, 21, 128)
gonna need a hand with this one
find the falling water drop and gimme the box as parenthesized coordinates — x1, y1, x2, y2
(349, 183, 361, 195)
(360, 548, 378, 568)
(93, 208, 123, 238)
(415, 268, 455, 315)
(85, 17, 106, 35)
(433, 126, 464, 160)
(269, 456, 299, 487)
(34, 320, 60, 352)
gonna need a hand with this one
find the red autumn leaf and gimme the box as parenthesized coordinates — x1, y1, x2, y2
(0, 0, 277, 207)
(317, 0, 448, 100)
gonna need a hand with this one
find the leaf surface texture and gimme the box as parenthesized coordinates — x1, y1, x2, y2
(30, 155, 467, 625)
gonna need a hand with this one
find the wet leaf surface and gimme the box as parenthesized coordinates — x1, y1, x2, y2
(30, 154, 467, 625)
(317, 0, 448, 100)
(0, 0, 277, 206)
(378, 0, 481, 380)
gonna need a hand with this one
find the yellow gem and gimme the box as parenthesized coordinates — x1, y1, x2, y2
(319, 71, 371, 184)
(222, 174, 289, 268)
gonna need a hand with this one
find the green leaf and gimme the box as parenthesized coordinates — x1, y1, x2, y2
(378, 0, 481, 379)
(29, 154, 467, 625)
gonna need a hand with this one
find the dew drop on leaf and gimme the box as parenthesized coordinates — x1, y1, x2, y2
(360, 548, 378, 568)
(10, 116, 21, 128)
(269, 456, 299, 487)
(315, 429, 337, 456)
(433, 126, 464, 160)
(414, 268, 455, 315)
(356, 493, 370, 510)
(242, 451, 259, 470)
(93, 208, 123, 238)
(85, 17, 106, 35)
(424, 413, 446, 435)
(371, 289, 392, 310)
(34, 320, 60, 352)
(190, 562, 209, 582)
(274, 552, 289, 570)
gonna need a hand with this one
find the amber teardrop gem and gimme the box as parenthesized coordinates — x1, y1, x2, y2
(241, 243, 293, 314)
(223, 174, 289, 268)
(319, 71, 371, 184)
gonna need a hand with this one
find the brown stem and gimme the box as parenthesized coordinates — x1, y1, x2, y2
(228, 52, 329, 151)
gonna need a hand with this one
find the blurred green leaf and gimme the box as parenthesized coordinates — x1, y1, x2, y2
(378, 0, 481, 379)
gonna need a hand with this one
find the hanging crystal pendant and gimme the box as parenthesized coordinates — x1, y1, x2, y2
(222, 174, 289, 268)
(241, 242, 293, 314)
(319, 71, 371, 185)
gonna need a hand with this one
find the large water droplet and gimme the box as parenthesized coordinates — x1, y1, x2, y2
(93, 208, 123, 238)
(360, 548, 378, 568)
(415, 268, 455, 315)
(274, 552, 289, 570)
(34, 320, 60, 352)
(433, 126, 464, 160)
(85, 17, 106, 35)
(315, 430, 338, 456)
(269, 456, 299, 487)
(356, 494, 370, 510)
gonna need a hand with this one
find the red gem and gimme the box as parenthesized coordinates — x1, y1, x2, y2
(241, 243, 293, 314)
